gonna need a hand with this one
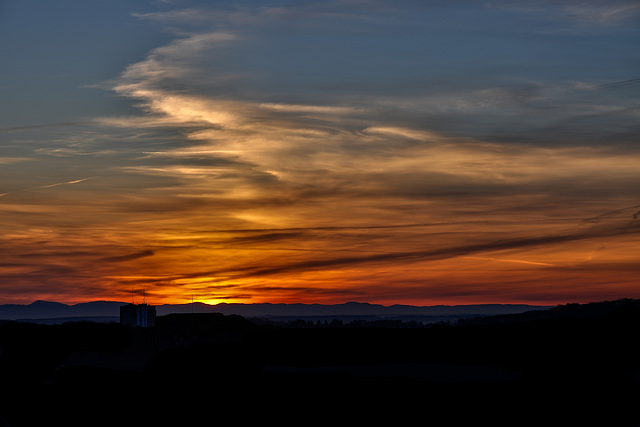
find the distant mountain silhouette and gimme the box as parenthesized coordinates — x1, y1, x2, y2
(0, 300, 125, 321)
(0, 299, 550, 322)
(161, 301, 551, 317)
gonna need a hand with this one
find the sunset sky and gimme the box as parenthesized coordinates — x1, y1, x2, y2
(1, 0, 639, 306)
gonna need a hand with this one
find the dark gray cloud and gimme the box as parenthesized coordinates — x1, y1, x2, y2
(102, 250, 155, 263)
(141, 208, 639, 285)
(229, 219, 640, 278)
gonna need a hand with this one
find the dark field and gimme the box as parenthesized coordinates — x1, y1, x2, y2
(1, 299, 640, 426)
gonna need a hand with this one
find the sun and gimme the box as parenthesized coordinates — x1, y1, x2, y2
(197, 298, 228, 306)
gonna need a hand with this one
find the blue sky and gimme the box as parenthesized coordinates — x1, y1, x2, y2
(0, 0, 639, 305)
(2, 0, 637, 126)
(0, 0, 171, 126)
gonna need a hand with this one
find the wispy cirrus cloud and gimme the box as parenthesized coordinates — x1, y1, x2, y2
(70, 3, 639, 304)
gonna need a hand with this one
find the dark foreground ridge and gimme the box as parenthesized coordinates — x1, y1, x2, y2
(1, 299, 640, 426)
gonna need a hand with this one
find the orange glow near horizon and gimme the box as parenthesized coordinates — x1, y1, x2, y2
(5, 208, 638, 307)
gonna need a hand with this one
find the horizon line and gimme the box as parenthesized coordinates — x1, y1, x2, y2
(6, 298, 624, 308)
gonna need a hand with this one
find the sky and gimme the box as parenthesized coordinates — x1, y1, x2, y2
(0, 0, 639, 306)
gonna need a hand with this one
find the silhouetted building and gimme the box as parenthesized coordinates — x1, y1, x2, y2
(120, 303, 156, 327)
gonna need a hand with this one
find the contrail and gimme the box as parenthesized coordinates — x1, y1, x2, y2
(591, 77, 640, 90)
(461, 256, 557, 267)
(583, 204, 640, 222)
(0, 176, 98, 199)
(28, 177, 97, 190)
